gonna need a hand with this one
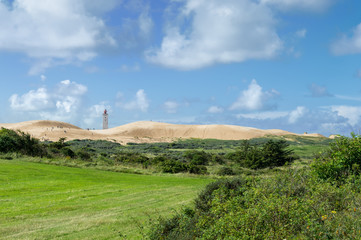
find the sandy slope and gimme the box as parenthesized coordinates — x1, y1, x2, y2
(0, 120, 325, 144)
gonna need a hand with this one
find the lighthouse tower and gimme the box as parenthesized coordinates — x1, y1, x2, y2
(103, 109, 108, 129)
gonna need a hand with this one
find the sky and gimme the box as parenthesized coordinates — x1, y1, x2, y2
(1, 0, 361, 136)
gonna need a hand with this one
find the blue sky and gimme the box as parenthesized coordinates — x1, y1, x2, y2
(1, 0, 361, 136)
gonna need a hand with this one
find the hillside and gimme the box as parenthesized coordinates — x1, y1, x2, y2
(0, 120, 325, 144)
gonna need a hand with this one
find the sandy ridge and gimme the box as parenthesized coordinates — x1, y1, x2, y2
(0, 120, 325, 144)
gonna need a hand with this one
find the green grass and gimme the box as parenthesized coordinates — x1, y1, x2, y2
(0, 159, 212, 239)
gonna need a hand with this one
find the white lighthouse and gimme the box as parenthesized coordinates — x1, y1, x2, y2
(103, 109, 108, 129)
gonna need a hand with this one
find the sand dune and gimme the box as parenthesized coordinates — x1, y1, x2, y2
(0, 120, 325, 144)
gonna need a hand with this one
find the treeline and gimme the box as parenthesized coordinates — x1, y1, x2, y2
(0, 128, 297, 175)
(147, 134, 361, 239)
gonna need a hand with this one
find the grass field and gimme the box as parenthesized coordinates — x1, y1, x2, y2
(0, 159, 212, 239)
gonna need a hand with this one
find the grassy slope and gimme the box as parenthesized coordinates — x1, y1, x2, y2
(0, 159, 212, 239)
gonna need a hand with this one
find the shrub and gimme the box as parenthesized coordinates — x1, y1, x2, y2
(183, 150, 211, 165)
(0, 128, 47, 157)
(61, 147, 76, 158)
(312, 133, 361, 182)
(259, 140, 296, 169)
(161, 160, 188, 173)
(147, 169, 361, 239)
(188, 164, 208, 174)
(0, 128, 21, 153)
(77, 148, 91, 161)
(216, 166, 235, 176)
(194, 177, 248, 214)
(211, 154, 224, 164)
(48, 137, 68, 149)
(152, 155, 167, 164)
(226, 140, 297, 169)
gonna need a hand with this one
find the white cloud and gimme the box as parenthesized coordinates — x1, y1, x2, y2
(288, 106, 307, 124)
(331, 23, 361, 55)
(120, 63, 140, 72)
(335, 95, 361, 102)
(309, 83, 332, 97)
(208, 106, 224, 114)
(40, 75, 47, 81)
(295, 29, 307, 38)
(330, 106, 361, 126)
(146, 0, 282, 70)
(57, 80, 87, 96)
(163, 101, 179, 114)
(0, 0, 117, 74)
(138, 8, 153, 38)
(9, 79, 87, 121)
(83, 103, 112, 127)
(122, 89, 149, 112)
(230, 79, 280, 111)
(118, 5, 154, 52)
(237, 111, 288, 120)
(260, 0, 333, 12)
(9, 88, 53, 111)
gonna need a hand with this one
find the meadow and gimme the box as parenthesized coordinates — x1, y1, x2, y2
(2, 128, 349, 239)
(0, 159, 212, 239)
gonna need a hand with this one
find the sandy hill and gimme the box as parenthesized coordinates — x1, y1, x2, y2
(0, 120, 325, 144)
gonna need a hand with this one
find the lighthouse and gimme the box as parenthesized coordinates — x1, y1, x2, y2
(103, 109, 108, 129)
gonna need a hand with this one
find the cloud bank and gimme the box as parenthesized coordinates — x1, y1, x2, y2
(146, 0, 282, 70)
(0, 0, 120, 74)
(9, 80, 88, 122)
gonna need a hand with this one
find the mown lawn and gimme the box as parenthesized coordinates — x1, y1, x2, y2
(0, 159, 212, 239)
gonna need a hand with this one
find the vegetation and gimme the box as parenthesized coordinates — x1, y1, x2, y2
(312, 133, 361, 182)
(0, 128, 47, 157)
(0, 159, 211, 239)
(0, 128, 307, 176)
(148, 133, 361, 239)
(225, 139, 297, 169)
(148, 169, 361, 239)
(1, 127, 345, 239)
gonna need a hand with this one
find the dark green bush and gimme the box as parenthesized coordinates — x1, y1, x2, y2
(148, 169, 361, 239)
(183, 150, 211, 165)
(226, 140, 296, 169)
(188, 164, 208, 174)
(152, 155, 167, 164)
(0, 128, 21, 153)
(161, 160, 188, 173)
(216, 166, 235, 176)
(312, 133, 361, 182)
(0, 128, 47, 157)
(194, 177, 248, 214)
(48, 137, 68, 149)
(61, 147, 75, 158)
(76, 148, 91, 161)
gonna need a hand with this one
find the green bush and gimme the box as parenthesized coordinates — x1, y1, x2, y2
(194, 178, 248, 214)
(76, 148, 91, 161)
(183, 150, 211, 165)
(226, 140, 297, 169)
(312, 133, 361, 182)
(61, 147, 76, 158)
(188, 164, 208, 175)
(147, 169, 361, 239)
(161, 160, 188, 173)
(48, 137, 68, 150)
(0, 128, 47, 157)
(216, 166, 235, 176)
